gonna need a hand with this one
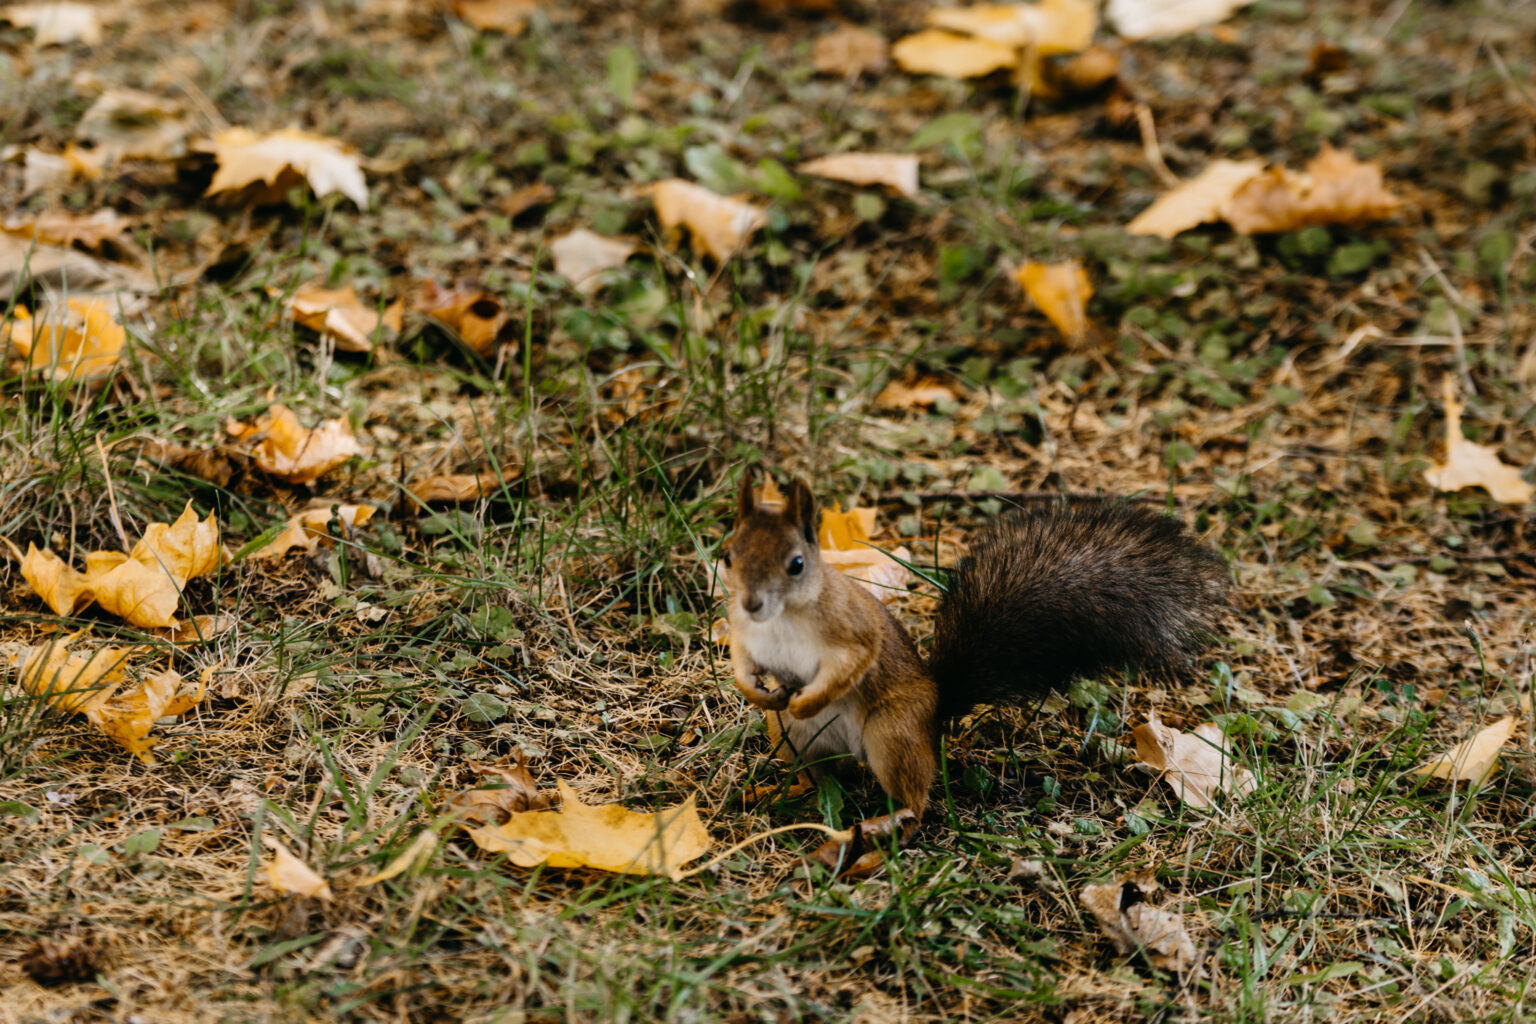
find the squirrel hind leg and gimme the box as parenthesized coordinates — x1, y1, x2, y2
(862, 709, 936, 822)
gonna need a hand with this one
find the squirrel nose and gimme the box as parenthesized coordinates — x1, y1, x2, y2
(743, 594, 763, 614)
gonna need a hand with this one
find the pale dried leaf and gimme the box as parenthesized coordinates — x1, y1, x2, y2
(286, 283, 398, 353)
(1132, 711, 1255, 808)
(1221, 147, 1403, 235)
(926, 0, 1096, 54)
(647, 180, 767, 263)
(199, 127, 368, 209)
(891, 29, 1017, 78)
(1414, 715, 1517, 787)
(3, 2, 101, 45)
(411, 472, 516, 504)
(263, 837, 333, 899)
(1423, 379, 1533, 504)
(550, 228, 638, 296)
(1080, 873, 1199, 973)
(21, 149, 72, 195)
(821, 546, 914, 604)
(798, 153, 919, 198)
(463, 780, 709, 879)
(1126, 159, 1265, 238)
(3, 209, 128, 250)
(74, 88, 192, 164)
(1015, 261, 1093, 340)
(812, 26, 889, 76)
(1108, 0, 1253, 39)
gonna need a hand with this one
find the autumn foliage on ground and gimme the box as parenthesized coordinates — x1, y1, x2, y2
(1, 0, 1534, 1021)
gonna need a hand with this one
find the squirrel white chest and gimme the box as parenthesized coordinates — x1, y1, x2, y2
(735, 610, 822, 689)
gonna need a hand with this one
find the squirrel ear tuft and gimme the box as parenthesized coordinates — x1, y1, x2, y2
(785, 478, 819, 547)
(736, 470, 755, 521)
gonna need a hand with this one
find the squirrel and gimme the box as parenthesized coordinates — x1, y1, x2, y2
(721, 472, 1228, 855)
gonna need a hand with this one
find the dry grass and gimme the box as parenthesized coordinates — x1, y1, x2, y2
(3, 0, 1536, 1021)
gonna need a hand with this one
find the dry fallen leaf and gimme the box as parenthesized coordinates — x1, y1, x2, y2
(647, 180, 767, 263)
(263, 837, 333, 900)
(1080, 873, 1199, 974)
(1414, 715, 1518, 787)
(812, 26, 889, 77)
(15, 639, 209, 762)
(549, 228, 638, 296)
(463, 780, 709, 879)
(926, 0, 1096, 54)
(1423, 379, 1533, 505)
(1132, 711, 1255, 809)
(1222, 147, 1403, 235)
(417, 283, 511, 356)
(1015, 261, 1093, 340)
(1126, 159, 1265, 239)
(798, 153, 919, 198)
(3, 209, 129, 251)
(1107, 0, 1253, 39)
(358, 831, 438, 887)
(449, 758, 561, 825)
(818, 504, 913, 604)
(21, 503, 222, 629)
(891, 29, 1017, 78)
(73, 88, 193, 167)
(6, 300, 126, 383)
(2, 2, 101, 45)
(411, 471, 517, 505)
(246, 505, 376, 561)
(228, 404, 364, 484)
(451, 0, 538, 34)
(198, 127, 368, 209)
(284, 283, 401, 353)
(876, 377, 960, 410)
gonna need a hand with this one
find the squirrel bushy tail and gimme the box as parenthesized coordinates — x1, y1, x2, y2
(928, 503, 1228, 721)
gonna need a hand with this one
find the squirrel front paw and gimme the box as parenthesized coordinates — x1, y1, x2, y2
(737, 673, 791, 711)
(787, 689, 832, 719)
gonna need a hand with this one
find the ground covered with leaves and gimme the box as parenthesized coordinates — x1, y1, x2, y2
(2, 0, 1535, 1021)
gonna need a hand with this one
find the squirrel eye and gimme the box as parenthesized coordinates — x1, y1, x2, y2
(723, 552, 733, 568)
(787, 555, 805, 576)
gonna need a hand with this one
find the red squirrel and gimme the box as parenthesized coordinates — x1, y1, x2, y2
(721, 473, 1228, 859)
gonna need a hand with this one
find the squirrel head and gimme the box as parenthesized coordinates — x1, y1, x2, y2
(722, 472, 824, 623)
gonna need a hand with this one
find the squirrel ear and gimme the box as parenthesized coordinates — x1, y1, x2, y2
(785, 478, 819, 547)
(736, 470, 755, 521)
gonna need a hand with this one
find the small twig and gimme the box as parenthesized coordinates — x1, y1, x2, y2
(1134, 103, 1181, 188)
(94, 433, 130, 551)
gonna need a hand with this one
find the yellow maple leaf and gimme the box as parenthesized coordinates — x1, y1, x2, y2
(891, 29, 1018, 78)
(246, 505, 376, 561)
(1015, 261, 1094, 340)
(1127, 159, 1265, 239)
(7, 300, 126, 383)
(463, 781, 710, 880)
(20, 503, 222, 628)
(15, 639, 208, 762)
(646, 180, 767, 263)
(229, 404, 364, 484)
(198, 127, 368, 209)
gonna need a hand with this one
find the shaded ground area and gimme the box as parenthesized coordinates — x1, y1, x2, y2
(2, 0, 1535, 1021)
